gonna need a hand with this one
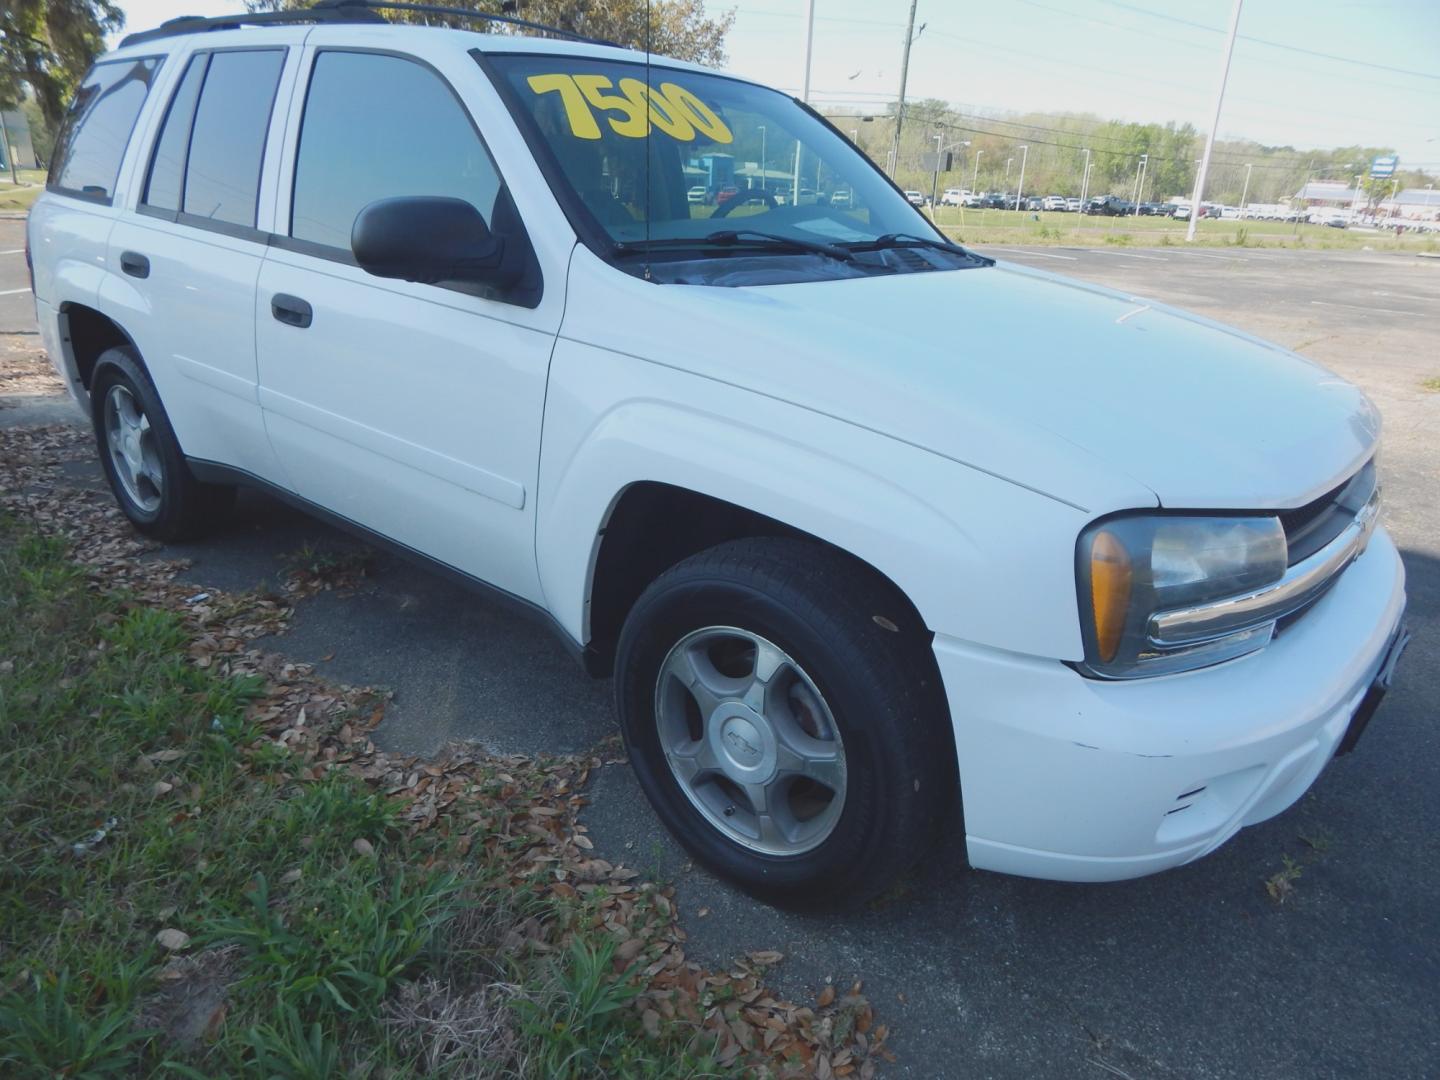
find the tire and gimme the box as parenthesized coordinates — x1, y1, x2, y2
(90, 346, 235, 541)
(614, 538, 957, 910)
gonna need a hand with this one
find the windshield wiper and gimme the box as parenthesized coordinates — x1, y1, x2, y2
(614, 230, 854, 263)
(846, 233, 981, 258)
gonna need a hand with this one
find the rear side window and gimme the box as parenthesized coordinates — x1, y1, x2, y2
(49, 57, 162, 203)
(290, 51, 501, 251)
(180, 49, 286, 228)
(142, 54, 208, 213)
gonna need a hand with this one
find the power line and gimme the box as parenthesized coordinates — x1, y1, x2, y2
(1098, 0, 1440, 81)
(1007, 0, 1440, 97)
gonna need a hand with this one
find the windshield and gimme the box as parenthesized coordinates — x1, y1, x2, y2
(487, 53, 985, 284)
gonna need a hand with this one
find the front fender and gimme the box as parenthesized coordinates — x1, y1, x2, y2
(536, 339, 1090, 661)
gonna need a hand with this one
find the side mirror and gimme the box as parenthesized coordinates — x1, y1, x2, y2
(351, 196, 507, 286)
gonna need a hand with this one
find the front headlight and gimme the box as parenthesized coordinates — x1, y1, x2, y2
(1077, 514, 1288, 678)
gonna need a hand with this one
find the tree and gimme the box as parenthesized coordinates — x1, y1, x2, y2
(246, 0, 735, 66)
(1, 0, 123, 128)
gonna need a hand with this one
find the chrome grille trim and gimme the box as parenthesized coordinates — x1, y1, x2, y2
(1148, 487, 1381, 648)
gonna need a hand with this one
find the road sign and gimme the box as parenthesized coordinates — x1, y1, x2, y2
(1371, 155, 1398, 178)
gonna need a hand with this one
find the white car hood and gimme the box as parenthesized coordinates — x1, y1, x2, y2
(564, 251, 1379, 513)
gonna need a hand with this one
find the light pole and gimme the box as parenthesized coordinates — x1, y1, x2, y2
(1005, 157, 1013, 189)
(931, 134, 943, 212)
(1239, 162, 1253, 215)
(972, 149, 983, 194)
(1080, 148, 1092, 205)
(1188, 0, 1245, 241)
(1015, 146, 1029, 210)
(1350, 173, 1364, 223)
(931, 137, 968, 215)
(1131, 153, 1148, 216)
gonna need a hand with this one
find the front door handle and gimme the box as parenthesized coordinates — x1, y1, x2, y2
(271, 293, 313, 329)
(119, 251, 149, 279)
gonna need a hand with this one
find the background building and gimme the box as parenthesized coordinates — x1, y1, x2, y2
(0, 109, 41, 171)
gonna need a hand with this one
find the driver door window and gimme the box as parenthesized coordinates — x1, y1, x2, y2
(290, 51, 502, 251)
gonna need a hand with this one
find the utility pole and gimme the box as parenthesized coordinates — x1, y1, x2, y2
(1015, 145, 1029, 209)
(792, 0, 815, 204)
(1239, 162, 1253, 215)
(889, 0, 921, 179)
(1080, 147, 1092, 205)
(1187, 0, 1244, 241)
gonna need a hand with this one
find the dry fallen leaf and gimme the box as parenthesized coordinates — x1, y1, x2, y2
(818, 984, 836, 1008)
(353, 838, 375, 857)
(155, 928, 190, 951)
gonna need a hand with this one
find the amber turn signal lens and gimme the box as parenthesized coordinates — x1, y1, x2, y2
(1090, 530, 1133, 662)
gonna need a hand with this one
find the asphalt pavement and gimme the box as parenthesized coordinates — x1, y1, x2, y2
(3, 217, 1437, 1079)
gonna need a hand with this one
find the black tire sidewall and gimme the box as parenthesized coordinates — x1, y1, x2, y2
(617, 566, 936, 906)
(90, 348, 194, 538)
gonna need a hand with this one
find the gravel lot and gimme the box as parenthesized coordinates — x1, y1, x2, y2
(3, 216, 1437, 1079)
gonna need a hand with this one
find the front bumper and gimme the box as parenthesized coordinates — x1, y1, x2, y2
(936, 526, 1407, 882)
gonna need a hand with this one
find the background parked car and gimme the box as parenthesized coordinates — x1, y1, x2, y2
(1084, 195, 1132, 216)
(687, 186, 707, 204)
(1042, 195, 1067, 211)
(904, 190, 926, 207)
(962, 192, 984, 208)
(1065, 197, 1082, 212)
(981, 192, 1009, 209)
(940, 188, 968, 207)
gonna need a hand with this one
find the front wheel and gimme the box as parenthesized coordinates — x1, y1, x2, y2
(615, 538, 957, 909)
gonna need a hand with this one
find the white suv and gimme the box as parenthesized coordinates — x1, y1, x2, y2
(27, 4, 1408, 907)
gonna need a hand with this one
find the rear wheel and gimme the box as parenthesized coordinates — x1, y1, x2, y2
(90, 347, 235, 541)
(615, 538, 956, 909)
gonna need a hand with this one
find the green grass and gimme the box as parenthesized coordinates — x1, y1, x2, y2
(1422, 376, 1440, 393)
(0, 183, 43, 213)
(924, 206, 1440, 252)
(0, 518, 722, 1077)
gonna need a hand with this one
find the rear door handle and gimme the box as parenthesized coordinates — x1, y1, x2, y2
(119, 251, 149, 279)
(271, 293, 313, 329)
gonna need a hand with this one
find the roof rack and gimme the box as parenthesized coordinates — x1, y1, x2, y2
(119, 1, 619, 49)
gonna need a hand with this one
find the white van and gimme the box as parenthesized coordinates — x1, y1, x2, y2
(27, 5, 1407, 907)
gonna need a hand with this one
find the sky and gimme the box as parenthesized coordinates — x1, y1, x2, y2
(109, 0, 1440, 168)
(702, 0, 1440, 168)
